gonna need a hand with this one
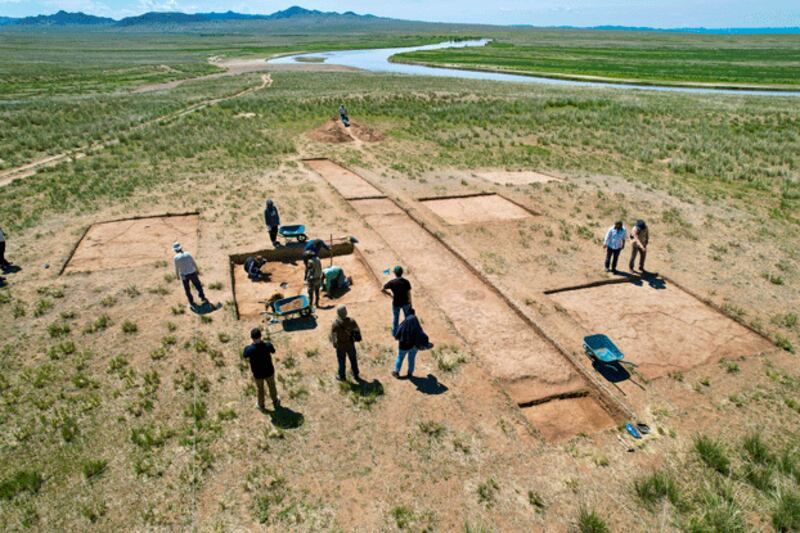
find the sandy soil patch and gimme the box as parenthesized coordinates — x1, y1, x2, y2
(233, 252, 381, 320)
(477, 170, 563, 185)
(63, 213, 199, 274)
(520, 395, 616, 441)
(304, 159, 384, 200)
(420, 194, 535, 225)
(306, 118, 385, 144)
(548, 280, 774, 379)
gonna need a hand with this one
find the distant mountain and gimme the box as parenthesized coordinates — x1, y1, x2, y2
(15, 10, 114, 26)
(549, 24, 800, 35)
(0, 16, 18, 26)
(116, 12, 209, 26)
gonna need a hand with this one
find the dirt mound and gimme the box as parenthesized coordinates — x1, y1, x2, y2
(307, 117, 384, 144)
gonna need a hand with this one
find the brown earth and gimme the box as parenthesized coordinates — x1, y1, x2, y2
(307, 159, 618, 440)
(232, 252, 382, 320)
(548, 280, 773, 380)
(307, 117, 385, 145)
(420, 193, 536, 225)
(304, 158, 384, 199)
(63, 214, 199, 274)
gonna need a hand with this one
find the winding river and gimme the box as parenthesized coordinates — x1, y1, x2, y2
(269, 39, 800, 97)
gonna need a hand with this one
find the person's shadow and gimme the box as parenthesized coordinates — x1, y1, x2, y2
(191, 301, 222, 315)
(344, 378, 385, 398)
(1, 265, 21, 274)
(408, 374, 448, 395)
(282, 316, 317, 332)
(267, 405, 304, 429)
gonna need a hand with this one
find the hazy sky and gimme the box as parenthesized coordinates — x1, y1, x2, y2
(1, 0, 799, 27)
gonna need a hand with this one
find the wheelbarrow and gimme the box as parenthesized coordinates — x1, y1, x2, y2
(270, 294, 312, 319)
(583, 334, 624, 364)
(278, 225, 308, 243)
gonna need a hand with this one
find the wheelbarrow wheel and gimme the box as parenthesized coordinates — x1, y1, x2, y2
(300, 307, 311, 317)
(297, 234, 308, 243)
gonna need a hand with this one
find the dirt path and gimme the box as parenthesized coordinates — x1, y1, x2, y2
(305, 159, 620, 440)
(0, 74, 272, 189)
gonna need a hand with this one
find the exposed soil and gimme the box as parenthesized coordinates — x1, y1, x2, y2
(232, 252, 381, 320)
(477, 170, 563, 185)
(548, 280, 773, 379)
(304, 158, 384, 199)
(420, 194, 535, 225)
(306, 118, 385, 145)
(63, 214, 199, 274)
(307, 159, 617, 440)
(520, 396, 616, 441)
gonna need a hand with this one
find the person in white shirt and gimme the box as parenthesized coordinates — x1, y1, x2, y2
(0, 226, 9, 268)
(172, 242, 207, 307)
(603, 221, 626, 273)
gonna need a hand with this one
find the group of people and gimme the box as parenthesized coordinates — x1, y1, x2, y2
(602, 219, 650, 273)
(241, 265, 432, 412)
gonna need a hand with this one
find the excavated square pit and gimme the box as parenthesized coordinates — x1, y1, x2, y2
(549, 280, 773, 380)
(232, 251, 380, 320)
(420, 194, 535, 225)
(63, 213, 199, 274)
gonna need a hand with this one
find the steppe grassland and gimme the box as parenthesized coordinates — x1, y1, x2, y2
(0, 30, 799, 532)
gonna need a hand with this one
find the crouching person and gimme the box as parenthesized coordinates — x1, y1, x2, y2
(243, 328, 280, 411)
(244, 255, 267, 282)
(330, 305, 361, 382)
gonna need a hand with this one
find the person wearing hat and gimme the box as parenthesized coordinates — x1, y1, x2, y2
(602, 221, 627, 273)
(391, 307, 432, 379)
(303, 250, 323, 308)
(382, 266, 412, 337)
(329, 305, 361, 381)
(243, 327, 280, 411)
(629, 220, 649, 272)
(172, 242, 207, 307)
(264, 199, 280, 246)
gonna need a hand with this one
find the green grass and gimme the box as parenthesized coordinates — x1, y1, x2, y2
(576, 507, 609, 533)
(634, 470, 682, 509)
(773, 492, 800, 532)
(0, 470, 44, 500)
(694, 435, 731, 475)
(394, 34, 800, 87)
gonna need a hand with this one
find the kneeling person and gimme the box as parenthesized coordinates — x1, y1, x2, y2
(243, 255, 267, 282)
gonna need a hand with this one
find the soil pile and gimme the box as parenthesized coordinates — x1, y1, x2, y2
(307, 117, 384, 144)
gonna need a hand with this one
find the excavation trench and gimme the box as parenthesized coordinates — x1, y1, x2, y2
(305, 159, 619, 441)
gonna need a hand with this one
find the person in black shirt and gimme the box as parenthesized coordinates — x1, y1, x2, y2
(242, 328, 279, 411)
(382, 265, 412, 337)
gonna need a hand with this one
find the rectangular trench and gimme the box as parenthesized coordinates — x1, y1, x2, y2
(306, 160, 619, 441)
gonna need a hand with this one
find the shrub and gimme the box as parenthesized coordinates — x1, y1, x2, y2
(634, 471, 682, 509)
(82, 459, 108, 481)
(0, 470, 43, 500)
(576, 508, 609, 533)
(773, 492, 800, 532)
(121, 320, 138, 334)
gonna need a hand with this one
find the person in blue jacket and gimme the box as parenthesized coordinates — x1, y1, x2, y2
(391, 308, 432, 379)
(264, 199, 280, 246)
(304, 238, 331, 257)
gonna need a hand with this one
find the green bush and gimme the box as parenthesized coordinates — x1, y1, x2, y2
(694, 435, 731, 475)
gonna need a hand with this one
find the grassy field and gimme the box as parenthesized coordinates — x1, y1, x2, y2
(0, 28, 799, 532)
(393, 31, 800, 87)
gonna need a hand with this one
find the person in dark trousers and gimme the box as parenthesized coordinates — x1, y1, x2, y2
(303, 250, 323, 308)
(304, 238, 331, 258)
(391, 308, 431, 379)
(242, 328, 280, 411)
(330, 305, 361, 381)
(339, 104, 349, 127)
(264, 199, 280, 246)
(172, 242, 207, 307)
(629, 220, 649, 272)
(382, 266, 412, 337)
(244, 255, 267, 282)
(0, 225, 9, 269)
(602, 221, 627, 273)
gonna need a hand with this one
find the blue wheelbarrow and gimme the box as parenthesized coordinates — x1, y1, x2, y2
(270, 295, 312, 319)
(583, 334, 624, 364)
(278, 225, 308, 243)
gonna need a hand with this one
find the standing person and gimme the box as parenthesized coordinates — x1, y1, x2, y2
(382, 266, 412, 336)
(329, 305, 361, 381)
(303, 250, 323, 308)
(629, 220, 649, 272)
(242, 328, 280, 411)
(338, 104, 349, 127)
(264, 199, 280, 246)
(304, 238, 331, 258)
(602, 221, 627, 273)
(391, 308, 431, 379)
(0, 225, 9, 268)
(172, 242, 208, 307)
